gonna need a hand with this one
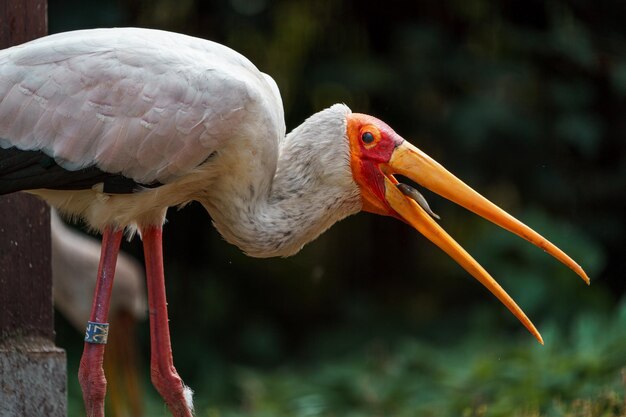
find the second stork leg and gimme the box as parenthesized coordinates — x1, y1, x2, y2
(141, 225, 194, 417)
(78, 226, 123, 417)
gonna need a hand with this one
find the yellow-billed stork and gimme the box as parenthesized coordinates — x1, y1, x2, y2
(0, 28, 588, 417)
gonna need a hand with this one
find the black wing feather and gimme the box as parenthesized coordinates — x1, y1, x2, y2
(0, 146, 159, 195)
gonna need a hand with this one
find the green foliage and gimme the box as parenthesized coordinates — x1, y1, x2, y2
(61, 300, 626, 416)
(136, 301, 625, 417)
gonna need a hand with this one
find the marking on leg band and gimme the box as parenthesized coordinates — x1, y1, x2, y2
(85, 321, 109, 344)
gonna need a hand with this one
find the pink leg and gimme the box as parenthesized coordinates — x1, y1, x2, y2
(78, 226, 123, 417)
(142, 225, 194, 417)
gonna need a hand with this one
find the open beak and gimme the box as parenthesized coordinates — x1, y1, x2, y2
(378, 140, 590, 344)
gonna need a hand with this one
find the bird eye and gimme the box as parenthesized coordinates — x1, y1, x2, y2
(361, 132, 375, 144)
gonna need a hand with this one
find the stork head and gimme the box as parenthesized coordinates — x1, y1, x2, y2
(346, 113, 589, 344)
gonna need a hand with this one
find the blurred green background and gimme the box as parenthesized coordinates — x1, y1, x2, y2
(47, 0, 625, 416)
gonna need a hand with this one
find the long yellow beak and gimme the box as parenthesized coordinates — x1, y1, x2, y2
(384, 141, 589, 344)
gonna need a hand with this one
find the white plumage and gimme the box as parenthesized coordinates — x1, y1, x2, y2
(0, 28, 360, 256)
(0, 28, 283, 183)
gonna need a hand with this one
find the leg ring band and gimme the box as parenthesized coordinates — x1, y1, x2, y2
(85, 321, 109, 344)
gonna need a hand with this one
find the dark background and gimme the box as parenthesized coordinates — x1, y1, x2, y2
(46, 0, 625, 415)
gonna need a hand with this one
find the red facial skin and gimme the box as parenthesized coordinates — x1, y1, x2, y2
(347, 113, 403, 217)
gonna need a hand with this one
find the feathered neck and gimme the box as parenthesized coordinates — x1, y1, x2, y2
(204, 104, 362, 257)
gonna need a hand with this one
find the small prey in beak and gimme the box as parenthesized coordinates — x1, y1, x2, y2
(397, 183, 440, 220)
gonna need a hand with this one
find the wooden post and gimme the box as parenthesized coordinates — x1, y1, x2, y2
(0, 2, 67, 416)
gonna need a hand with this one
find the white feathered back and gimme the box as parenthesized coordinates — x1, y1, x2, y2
(0, 28, 285, 184)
